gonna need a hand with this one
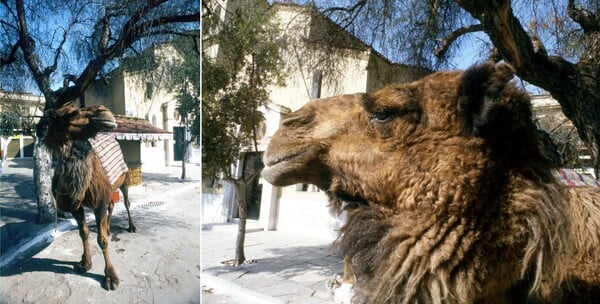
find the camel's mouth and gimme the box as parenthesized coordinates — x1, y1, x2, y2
(91, 117, 117, 130)
(262, 145, 331, 188)
(262, 149, 308, 186)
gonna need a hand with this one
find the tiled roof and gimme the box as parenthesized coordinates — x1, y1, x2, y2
(101, 115, 172, 140)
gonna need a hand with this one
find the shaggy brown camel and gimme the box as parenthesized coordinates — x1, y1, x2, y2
(38, 105, 134, 290)
(262, 62, 600, 303)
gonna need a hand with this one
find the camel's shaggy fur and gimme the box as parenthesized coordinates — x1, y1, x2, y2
(39, 105, 135, 290)
(262, 62, 600, 303)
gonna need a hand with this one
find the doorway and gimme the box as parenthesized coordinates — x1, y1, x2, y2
(232, 152, 263, 221)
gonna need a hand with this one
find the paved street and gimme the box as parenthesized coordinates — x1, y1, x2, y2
(1, 158, 201, 304)
(201, 224, 343, 304)
(1, 158, 345, 304)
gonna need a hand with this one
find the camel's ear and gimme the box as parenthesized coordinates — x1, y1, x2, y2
(457, 62, 517, 137)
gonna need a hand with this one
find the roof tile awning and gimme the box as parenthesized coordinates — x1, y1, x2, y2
(100, 115, 172, 140)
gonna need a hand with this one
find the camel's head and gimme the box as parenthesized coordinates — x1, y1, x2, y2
(39, 105, 117, 149)
(262, 62, 545, 209)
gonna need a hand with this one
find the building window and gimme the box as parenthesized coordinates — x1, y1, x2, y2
(145, 82, 154, 99)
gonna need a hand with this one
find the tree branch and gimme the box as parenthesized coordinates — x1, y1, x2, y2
(44, 23, 74, 78)
(0, 39, 21, 68)
(454, 0, 578, 98)
(57, 0, 198, 105)
(15, 0, 54, 106)
(0, 10, 21, 68)
(322, 0, 367, 16)
(435, 23, 483, 58)
(567, 0, 600, 32)
(321, 0, 367, 30)
(98, 15, 112, 52)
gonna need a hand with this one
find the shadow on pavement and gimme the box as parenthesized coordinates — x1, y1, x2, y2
(142, 171, 199, 185)
(0, 218, 41, 250)
(12, 181, 36, 200)
(0, 256, 104, 283)
(0, 197, 40, 251)
(1, 173, 35, 198)
(3, 158, 34, 169)
(203, 244, 341, 281)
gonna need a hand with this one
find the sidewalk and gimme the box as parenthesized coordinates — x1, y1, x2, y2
(202, 223, 344, 304)
(0, 157, 201, 269)
(1, 172, 202, 303)
(1, 157, 345, 303)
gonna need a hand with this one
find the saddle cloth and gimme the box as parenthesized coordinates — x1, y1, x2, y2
(89, 133, 129, 186)
(552, 168, 600, 188)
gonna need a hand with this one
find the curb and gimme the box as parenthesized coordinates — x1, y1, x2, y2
(202, 272, 286, 304)
(0, 181, 200, 270)
(0, 219, 77, 269)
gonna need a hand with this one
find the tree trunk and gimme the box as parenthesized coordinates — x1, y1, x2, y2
(455, 0, 600, 178)
(234, 181, 247, 265)
(181, 142, 187, 180)
(34, 140, 55, 224)
(181, 139, 193, 180)
(574, 31, 600, 178)
(227, 153, 263, 266)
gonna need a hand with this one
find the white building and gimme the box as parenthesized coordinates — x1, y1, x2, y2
(0, 91, 44, 160)
(85, 41, 199, 167)
(203, 1, 431, 235)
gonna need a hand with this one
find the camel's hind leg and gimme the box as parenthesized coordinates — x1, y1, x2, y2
(94, 203, 119, 290)
(72, 207, 92, 272)
(119, 183, 136, 232)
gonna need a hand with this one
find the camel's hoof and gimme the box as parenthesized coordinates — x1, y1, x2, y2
(74, 260, 91, 273)
(128, 225, 137, 233)
(103, 275, 119, 290)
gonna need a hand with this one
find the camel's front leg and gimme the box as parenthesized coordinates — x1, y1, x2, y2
(107, 201, 114, 236)
(94, 204, 119, 290)
(72, 207, 92, 272)
(334, 255, 355, 304)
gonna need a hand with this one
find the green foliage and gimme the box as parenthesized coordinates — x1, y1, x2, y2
(202, 1, 285, 180)
(0, 112, 20, 137)
(168, 35, 201, 145)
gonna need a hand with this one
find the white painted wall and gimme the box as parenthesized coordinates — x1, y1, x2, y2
(274, 187, 342, 238)
(257, 4, 371, 233)
(209, 2, 417, 234)
(202, 183, 233, 226)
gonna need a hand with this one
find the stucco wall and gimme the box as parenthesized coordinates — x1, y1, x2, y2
(274, 187, 342, 238)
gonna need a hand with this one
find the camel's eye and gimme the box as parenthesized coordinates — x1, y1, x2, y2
(369, 110, 395, 123)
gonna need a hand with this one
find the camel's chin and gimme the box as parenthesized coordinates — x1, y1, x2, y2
(92, 119, 117, 130)
(262, 159, 331, 189)
(262, 144, 331, 187)
(261, 161, 303, 186)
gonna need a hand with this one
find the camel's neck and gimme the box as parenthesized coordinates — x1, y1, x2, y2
(56, 140, 92, 161)
(53, 139, 95, 210)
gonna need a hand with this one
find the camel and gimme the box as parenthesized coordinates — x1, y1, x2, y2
(38, 105, 135, 290)
(262, 62, 600, 303)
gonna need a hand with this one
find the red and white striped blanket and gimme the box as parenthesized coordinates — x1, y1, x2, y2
(552, 168, 600, 188)
(89, 133, 129, 185)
